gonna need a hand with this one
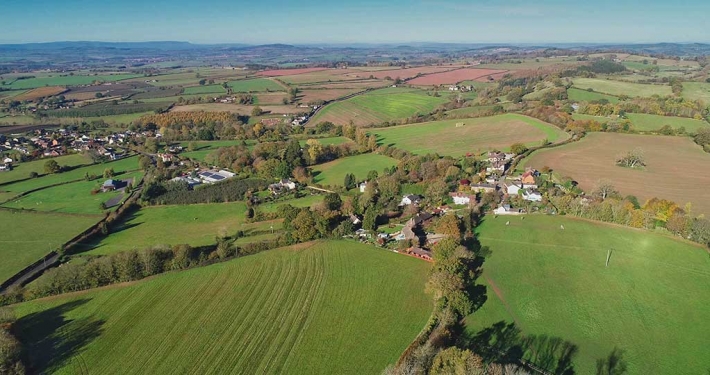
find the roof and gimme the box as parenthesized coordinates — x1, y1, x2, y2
(103, 179, 116, 186)
(410, 247, 433, 258)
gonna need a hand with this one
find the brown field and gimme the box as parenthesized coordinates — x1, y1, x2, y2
(302, 80, 387, 90)
(255, 92, 290, 105)
(524, 132, 710, 216)
(14, 86, 67, 101)
(171, 103, 302, 115)
(279, 71, 364, 85)
(408, 68, 508, 85)
(347, 66, 454, 80)
(297, 88, 363, 103)
(257, 68, 330, 77)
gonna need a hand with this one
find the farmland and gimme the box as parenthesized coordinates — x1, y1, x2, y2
(524, 132, 710, 216)
(1, 74, 142, 90)
(567, 87, 619, 103)
(408, 68, 507, 85)
(625, 113, 709, 132)
(182, 85, 226, 95)
(311, 153, 398, 186)
(171, 103, 300, 115)
(353, 66, 454, 80)
(13, 241, 432, 375)
(13, 87, 67, 101)
(466, 215, 710, 374)
(682, 82, 710, 104)
(0, 210, 101, 283)
(256, 68, 329, 77)
(310, 87, 448, 127)
(374, 114, 569, 157)
(572, 78, 672, 97)
(228, 78, 284, 92)
(0, 153, 90, 185)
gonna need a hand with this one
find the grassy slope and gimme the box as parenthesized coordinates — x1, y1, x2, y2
(625, 113, 709, 132)
(374, 114, 568, 157)
(311, 153, 398, 186)
(465, 215, 710, 374)
(228, 78, 284, 92)
(0, 154, 90, 186)
(682, 82, 710, 104)
(0, 211, 101, 282)
(13, 241, 432, 375)
(567, 87, 620, 103)
(572, 78, 672, 97)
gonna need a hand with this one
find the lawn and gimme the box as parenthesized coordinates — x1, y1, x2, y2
(0, 210, 101, 283)
(567, 87, 620, 103)
(465, 215, 710, 374)
(0, 154, 90, 186)
(2, 171, 142, 215)
(682, 82, 710, 104)
(625, 113, 709, 133)
(572, 78, 672, 98)
(228, 78, 284, 92)
(310, 87, 448, 127)
(374, 114, 568, 157)
(13, 240, 432, 375)
(182, 85, 227, 95)
(2, 74, 141, 90)
(524, 132, 710, 216)
(311, 153, 398, 186)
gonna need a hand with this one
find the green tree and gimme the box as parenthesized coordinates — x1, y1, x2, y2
(323, 193, 342, 211)
(103, 168, 115, 179)
(251, 106, 263, 117)
(43, 159, 61, 174)
(510, 142, 528, 155)
(139, 155, 153, 170)
(362, 205, 378, 231)
(430, 347, 484, 375)
(426, 180, 449, 206)
(343, 173, 356, 190)
(292, 210, 318, 242)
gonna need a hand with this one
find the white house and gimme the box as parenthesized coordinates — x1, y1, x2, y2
(494, 204, 521, 215)
(280, 179, 297, 190)
(359, 181, 368, 193)
(3, 157, 13, 164)
(399, 194, 422, 206)
(450, 192, 475, 205)
(523, 190, 543, 202)
(486, 160, 507, 174)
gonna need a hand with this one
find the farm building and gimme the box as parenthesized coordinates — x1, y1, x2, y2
(102, 179, 117, 192)
(198, 170, 236, 184)
(408, 247, 433, 261)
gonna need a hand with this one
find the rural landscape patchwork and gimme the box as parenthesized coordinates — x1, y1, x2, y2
(1, 1, 710, 374)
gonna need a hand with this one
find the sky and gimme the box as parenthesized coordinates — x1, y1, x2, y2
(1, 0, 709, 44)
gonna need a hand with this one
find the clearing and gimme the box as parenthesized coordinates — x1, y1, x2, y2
(311, 153, 398, 186)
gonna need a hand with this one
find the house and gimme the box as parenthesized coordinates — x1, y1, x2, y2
(359, 181, 368, 193)
(102, 179, 117, 192)
(409, 247, 433, 261)
(413, 212, 434, 226)
(486, 160, 507, 173)
(494, 204, 522, 215)
(504, 182, 522, 196)
(3, 157, 12, 165)
(395, 218, 419, 241)
(349, 214, 362, 226)
(0, 164, 8, 172)
(459, 179, 471, 187)
(470, 183, 498, 194)
(487, 151, 507, 163)
(522, 190, 543, 202)
(279, 179, 297, 190)
(520, 171, 537, 185)
(157, 153, 174, 163)
(399, 194, 422, 206)
(450, 192, 475, 205)
(268, 178, 297, 194)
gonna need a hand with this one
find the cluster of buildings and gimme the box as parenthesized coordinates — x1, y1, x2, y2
(0, 128, 135, 161)
(448, 84, 475, 92)
(268, 179, 298, 194)
(170, 169, 237, 187)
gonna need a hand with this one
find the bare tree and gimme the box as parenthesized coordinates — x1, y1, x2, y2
(616, 148, 646, 168)
(594, 179, 618, 200)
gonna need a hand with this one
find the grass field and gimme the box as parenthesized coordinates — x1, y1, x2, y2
(567, 87, 620, 103)
(311, 153, 398, 186)
(466, 215, 710, 374)
(13, 240, 432, 375)
(524, 132, 710, 216)
(0, 154, 90, 186)
(228, 78, 284, 92)
(182, 85, 226, 95)
(374, 114, 569, 157)
(297, 136, 353, 147)
(0, 210, 101, 282)
(682, 82, 710, 104)
(2, 74, 141, 90)
(625, 113, 709, 132)
(178, 140, 256, 161)
(572, 78, 672, 98)
(2, 171, 142, 215)
(310, 87, 448, 126)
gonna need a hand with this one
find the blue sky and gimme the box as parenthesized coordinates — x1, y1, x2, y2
(1, 0, 708, 44)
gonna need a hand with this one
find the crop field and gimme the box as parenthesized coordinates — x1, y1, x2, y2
(408, 68, 508, 85)
(682, 82, 710, 104)
(2, 74, 142, 90)
(625, 113, 709, 132)
(311, 153, 398, 186)
(228, 78, 284, 92)
(524, 132, 710, 216)
(256, 67, 330, 77)
(0, 210, 101, 283)
(13, 240, 432, 375)
(444, 104, 506, 118)
(350, 66, 454, 80)
(182, 85, 226, 95)
(2, 171, 142, 215)
(303, 80, 387, 90)
(279, 72, 364, 85)
(572, 78, 672, 97)
(13, 86, 67, 101)
(257, 195, 324, 213)
(567, 87, 620, 103)
(374, 114, 568, 157)
(171, 103, 300, 115)
(297, 88, 362, 103)
(466, 215, 710, 374)
(254, 92, 289, 105)
(310, 87, 448, 127)
(0, 115, 38, 126)
(0, 154, 90, 186)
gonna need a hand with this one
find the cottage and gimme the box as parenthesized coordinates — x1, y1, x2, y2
(494, 204, 522, 215)
(504, 182, 522, 196)
(349, 214, 362, 226)
(157, 153, 175, 163)
(280, 179, 297, 190)
(3, 157, 12, 165)
(487, 151, 507, 163)
(399, 194, 422, 206)
(450, 192, 475, 205)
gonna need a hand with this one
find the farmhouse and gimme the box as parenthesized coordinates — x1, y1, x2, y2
(520, 170, 538, 185)
(157, 153, 175, 163)
(269, 179, 298, 194)
(450, 192, 476, 205)
(400, 194, 422, 206)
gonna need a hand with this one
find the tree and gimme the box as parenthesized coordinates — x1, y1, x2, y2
(436, 214, 463, 238)
(343, 173, 356, 190)
(594, 179, 618, 200)
(362, 205, 378, 231)
(251, 106, 263, 117)
(616, 148, 646, 168)
(103, 168, 115, 179)
(138, 155, 152, 170)
(306, 139, 323, 164)
(367, 170, 378, 181)
(430, 347, 484, 375)
(426, 180, 449, 206)
(198, 79, 207, 85)
(292, 210, 318, 242)
(323, 193, 342, 211)
(510, 143, 528, 155)
(43, 159, 61, 174)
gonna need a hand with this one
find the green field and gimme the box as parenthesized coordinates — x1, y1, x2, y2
(297, 136, 353, 147)
(572, 78, 672, 98)
(310, 87, 448, 126)
(228, 78, 284, 92)
(0, 210, 101, 282)
(682, 82, 710, 104)
(13, 241, 432, 375)
(567, 87, 620, 103)
(178, 140, 256, 161)
(258, 195, 323, 213)
(466, 215, 710, 374)
(374, 114, 568, 157)
(2, 74, 141, 90)
(625, 113, 709, 132)
(2, 171, 142, 214)
(311, 153, 398, 186)
(182, 85, 227, 95)
(0, 154, 90, 186)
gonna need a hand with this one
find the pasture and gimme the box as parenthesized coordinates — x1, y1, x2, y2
(311, 153, 398, 186)
(310, 87, 448, 127)
(0, 154, 90, 186)
(256, 67, 329, 77)
(408, 68, 507, 85)
(0, 210, 101, 283)
(682, 82, 710, 104)
(625, 113, 709, 133)
(228, 78, 284, 92)
(2, 74, 141, 90)
(466, 215, 710, 374)
(374, 114, 568, 157)
(178, 140, 256, 161)
(13, 241, 432, 375)
(524, 132, 710, 216)
(567, 87, 619, 103)
(572, 78, 672, 97)
(182, 85, 226, 95)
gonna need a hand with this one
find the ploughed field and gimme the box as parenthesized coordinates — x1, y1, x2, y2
(374, 114, 569, 157)
(13, 240, 433, 375)
(524, 132, 710, 216)
(466, 215, 710, 374)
